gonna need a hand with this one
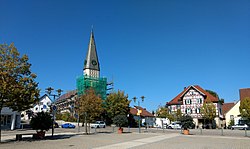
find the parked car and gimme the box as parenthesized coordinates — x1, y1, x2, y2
(231, 124, 249, 130)
(167, 122, 182, 129)
(61, 123, 75, 128)
(90, 121, 106, 128)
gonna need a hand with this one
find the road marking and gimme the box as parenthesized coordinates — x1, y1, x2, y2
(93, 133, 180, 149)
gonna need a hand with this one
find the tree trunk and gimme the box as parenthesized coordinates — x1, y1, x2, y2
(0, 108, 2, 143)
(84, 112, 87, 134)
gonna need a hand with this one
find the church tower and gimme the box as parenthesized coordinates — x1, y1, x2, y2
(76, 29, 107, 99)
(83, 30, 100, 78)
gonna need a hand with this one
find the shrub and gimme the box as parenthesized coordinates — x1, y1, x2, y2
(179, 114, 194, 130)
(112, 114, 128, 127)
(30, 111, 52, 132)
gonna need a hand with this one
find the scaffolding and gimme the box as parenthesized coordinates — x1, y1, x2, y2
(76, 75, 107, 99)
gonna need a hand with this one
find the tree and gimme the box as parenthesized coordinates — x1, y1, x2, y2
(112, 114, 128, 128)
(0, 43, 40, 142)
(104, 90, 130, 124)
(179, 114, 194, 130)
(206, 89, 224, 104)
(200, 99, 216, 128)
(206, 90, 219, 99)
(77, 88, 103, 134)
(156, 106, 169, 118)
(239, 97, 250, 121)
(156, 106, 180, 122)
(176, 109, 182, 121)
(30, 112, 52, 133)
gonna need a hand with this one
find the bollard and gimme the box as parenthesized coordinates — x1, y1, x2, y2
(95, 127, 97, 134)
(245, 128, 247, 137)
(221, 128, 224, 136)
(200, 128, 202, 135)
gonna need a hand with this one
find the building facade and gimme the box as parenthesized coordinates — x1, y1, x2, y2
(222, 101, 241, 127)
(166, 85, 223, 128)
(1, 107, 21, 130)
(55, 90, 77, 114)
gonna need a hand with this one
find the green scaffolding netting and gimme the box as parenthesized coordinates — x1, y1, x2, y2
(76, 75, 107, 99)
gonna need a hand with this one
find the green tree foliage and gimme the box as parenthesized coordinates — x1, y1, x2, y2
(112, 114, 128, 128)
(56, 112, 76, 122)
(239, 97, 250, 121)
(156, 106, 181, 122)
(206, 90, 219, 98)
(176, 109, 182, 121)
(0, 43, 40, 142)
(30, 112, 52, 132)
(179, 114, 194, 130)
(206, 89, 224, 104)
(156, 106, 169, 118)
(77, 88, 103, 134)
(105, 90, 130, 123)
(201, 99, 216, 126)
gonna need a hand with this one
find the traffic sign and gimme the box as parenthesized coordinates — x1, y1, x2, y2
(52, 105, 57, 111)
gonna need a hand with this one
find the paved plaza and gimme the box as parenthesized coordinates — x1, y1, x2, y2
(1, 127, 250, 149)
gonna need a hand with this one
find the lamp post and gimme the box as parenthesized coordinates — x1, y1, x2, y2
(133, 96, 145, 133)
(46, 87, 62, 137)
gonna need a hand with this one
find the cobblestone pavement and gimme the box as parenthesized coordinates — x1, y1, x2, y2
(1, 127, 250, 149)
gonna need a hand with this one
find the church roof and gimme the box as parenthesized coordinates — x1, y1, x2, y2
(166, 85, 219, 105)
(83, 30, 100, 71)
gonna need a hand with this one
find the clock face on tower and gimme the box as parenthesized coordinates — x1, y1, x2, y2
(92, 60, 97, 66)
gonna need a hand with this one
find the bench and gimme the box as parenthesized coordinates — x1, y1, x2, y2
(16, 133, 36, 141)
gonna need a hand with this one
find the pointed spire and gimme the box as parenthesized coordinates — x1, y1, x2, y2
(83, 28, 100, 75)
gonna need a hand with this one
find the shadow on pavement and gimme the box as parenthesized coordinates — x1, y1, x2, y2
(0, 134, 76, 144)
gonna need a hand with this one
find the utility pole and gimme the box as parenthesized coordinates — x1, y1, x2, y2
(46, 87, 62, 137)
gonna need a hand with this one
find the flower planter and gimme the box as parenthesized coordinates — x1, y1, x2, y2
(183, 129, 189, 135)
(33, 131, 45, 139)
(118, 128, 123, 134)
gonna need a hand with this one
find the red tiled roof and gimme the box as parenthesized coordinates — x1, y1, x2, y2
(239, 88, 250, 101)
(130, 106, 154, 117)
(166, 85, 219, 105)
(222, 102, 235, 115)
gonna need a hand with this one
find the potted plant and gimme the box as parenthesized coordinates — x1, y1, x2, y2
(179, 114, 194, 135)
(30, 111, 52, 139)
(112, 114, 128, 134)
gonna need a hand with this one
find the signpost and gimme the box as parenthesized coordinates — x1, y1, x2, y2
(52, 105, 57, 137)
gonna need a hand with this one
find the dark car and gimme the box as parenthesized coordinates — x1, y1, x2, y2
(61, 123, 75, 128)
(54, 122, 59, 128)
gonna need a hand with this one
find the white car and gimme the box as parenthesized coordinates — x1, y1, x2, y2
(90, 121, 106, 128)
(231, 124, 249, 130)
(167, 122, 182, 129)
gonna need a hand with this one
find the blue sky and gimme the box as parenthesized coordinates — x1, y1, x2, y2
(1, 0, 249, 112)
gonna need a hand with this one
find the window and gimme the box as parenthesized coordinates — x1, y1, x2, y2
(196, 108, 200, 113)
(186, 99, 192, 105)
(230, 115, 234, 120)
(186, 108, 192, 114)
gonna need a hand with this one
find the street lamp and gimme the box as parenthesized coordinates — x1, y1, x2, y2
(133, 96, 145, 133)
(46, 87, 63, 137)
